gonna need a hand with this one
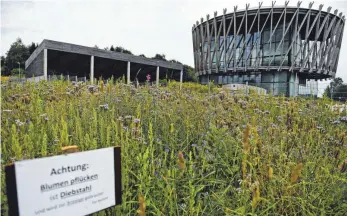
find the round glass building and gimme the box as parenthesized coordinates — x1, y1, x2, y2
(192, 2, 345, 96)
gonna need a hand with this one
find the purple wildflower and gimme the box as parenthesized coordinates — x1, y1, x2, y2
(340, 116, 347, 123)
(125, 115, 132, 119)
(270, 123, 277, 129)
(115, 98, 122, 103)
(99, 104, 109, 110)
(15, 119, 24, 126)
(277, 116, 283, 122)
(332, 120, 341, 124)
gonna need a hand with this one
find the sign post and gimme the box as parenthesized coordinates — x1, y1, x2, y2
(5, 147, 122, 216)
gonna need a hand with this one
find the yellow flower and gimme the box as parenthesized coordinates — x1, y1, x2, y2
(291, 163, 303, 183)
(61, 145, 79, 154)
(170, 123, 174, 134)
(251, 185, 260, 209)
(100, 80, 104, 92)
(0, 76, 9, 81)
(106, 83, 111, 93)
(177, 151, 185, 169)
(269, 167, 273, 180)
(243, 124, 250, 153)
(137, 194, 146, 216)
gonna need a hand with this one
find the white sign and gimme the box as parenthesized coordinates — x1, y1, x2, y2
(14, 147, 116, 216)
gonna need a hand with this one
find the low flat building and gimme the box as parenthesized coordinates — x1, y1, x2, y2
(25, 39, 184, 85)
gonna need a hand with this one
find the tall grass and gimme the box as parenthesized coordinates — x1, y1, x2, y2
(1, 79, 347, 215)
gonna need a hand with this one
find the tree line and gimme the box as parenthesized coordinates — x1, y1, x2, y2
(1, 38, 38, 76)
(1, 38, 197, 82)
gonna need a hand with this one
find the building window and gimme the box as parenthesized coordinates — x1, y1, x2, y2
(261, 24, 290, 66)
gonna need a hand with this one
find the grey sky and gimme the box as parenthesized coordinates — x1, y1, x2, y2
(1, 0, 347, 93)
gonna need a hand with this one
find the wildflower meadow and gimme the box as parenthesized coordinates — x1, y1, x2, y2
(1, 79, 347, 215)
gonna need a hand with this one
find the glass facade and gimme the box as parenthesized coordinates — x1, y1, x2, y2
(199, 72, 318, 97)
(198, 22, 319, 96)
(201, 23, 291, 70)
(262, 25, 290, 67)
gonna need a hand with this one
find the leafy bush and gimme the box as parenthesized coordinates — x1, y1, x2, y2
(10, 68, 24, 76)
(1, 80, 347, 215)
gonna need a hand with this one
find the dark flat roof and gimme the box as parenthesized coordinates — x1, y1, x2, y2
(25, 39, 183, 71)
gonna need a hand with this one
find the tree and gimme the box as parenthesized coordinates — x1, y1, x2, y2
(184, 64, 197, 82)
(324, 77, 347, 101)
(331, 77, 343, 88)
(122, 49, 132, 55)
(28, 42, 38, 55)
(139, 54, 146, 58)
(114, 46, 133, 55)
(94, 45, 99, 49)
(169, 59, 182, 64)
(5, 38, 30, 75)
(110, 45, 115, 51)
(152, 54, 166, 61)
(1, 56, 9, 76)
(10, 68, 22, 76)
(333, 84, 347, 102)
(324, 86, 331, 98)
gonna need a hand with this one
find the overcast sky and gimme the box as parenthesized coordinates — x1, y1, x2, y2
(1, 0, 346, 93)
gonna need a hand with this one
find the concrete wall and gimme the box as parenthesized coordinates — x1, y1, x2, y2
(26, 50, 44, 78)
(222, 83, 267, 95)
